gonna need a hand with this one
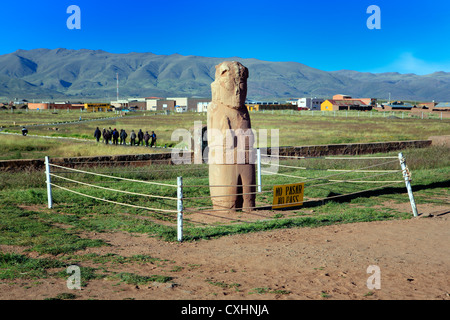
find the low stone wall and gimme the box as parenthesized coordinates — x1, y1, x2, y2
(0, 153, 174, 172)
(263, 140, 432, 157)
(0, 140, 433, 172)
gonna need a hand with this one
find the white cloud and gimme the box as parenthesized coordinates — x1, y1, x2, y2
(373, 53, 450, 75)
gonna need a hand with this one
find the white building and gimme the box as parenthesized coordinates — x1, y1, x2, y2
(110, 99, 129, 109)
(145, 97, 162, 111)
(197, 101, 209, 112)
(298, 98, 325, 110)
(167, 97, 188, 108)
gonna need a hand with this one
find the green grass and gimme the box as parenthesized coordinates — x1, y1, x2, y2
(0, 204, 106, 255)
(248, 287, 290, 295)
(0, 146, 447, 244)
(109, 272, 172, 285)
(0, 134, 168, 160)
(0, 109, 118, 128)
(44, 293, 78, 300)
(1, 110, 448, 159)
(206, 279, 241, 290)
(0, 252, 67, 280)
(0, 111, 448, 286)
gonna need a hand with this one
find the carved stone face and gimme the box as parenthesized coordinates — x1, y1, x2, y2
(211, 61, 248, 108)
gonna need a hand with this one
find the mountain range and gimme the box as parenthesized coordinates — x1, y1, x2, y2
(0, 48, 449, 102)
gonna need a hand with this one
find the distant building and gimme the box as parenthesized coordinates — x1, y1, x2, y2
(321, 99, 372, 111)
(127, 100, 146, 111)
(13, 99, 28, 105)
(197, 101, 209, 112)
(110, 100, 129, 109)
(332, 94, 376, 107)
(417, 102, 438, 109)
(145, 97, 210, 112)
(27, 102, 84, 110)
(167, 97, 189, 110)
(333, 94, 352, 100)
(156, 99, 176, 111)
(298, 98, 325, 111)
(382, 101, 413, 111)
(167, 97, 211, 112)
(145, 97, 163, 111)
(433, 102, 450, 111)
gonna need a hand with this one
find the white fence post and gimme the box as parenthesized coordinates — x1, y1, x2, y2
(177, 176, 183, 242)
(398, 153, 418, 217)
(257, 148, 262, 193)
(45, 156, 53, 209)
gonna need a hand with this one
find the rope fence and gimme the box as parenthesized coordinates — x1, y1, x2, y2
(44, 150, 418, 242)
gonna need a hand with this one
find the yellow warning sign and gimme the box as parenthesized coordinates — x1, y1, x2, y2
(272, 182, 305, 209)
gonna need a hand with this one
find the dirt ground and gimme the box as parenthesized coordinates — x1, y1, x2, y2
(0, 202, 448, 301)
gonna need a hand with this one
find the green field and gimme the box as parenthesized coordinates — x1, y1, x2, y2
(0, 109, 449, 292)
(1, 145, 449, 239)
(1, 109, 449, 160)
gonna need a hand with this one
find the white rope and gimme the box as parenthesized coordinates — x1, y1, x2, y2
(261, 170, 308, 180)
(183, 190, 269, 201)
(50, 173, 177, 200)
(261, 162, 307, 170)
(324, 179, 403, 184)
(184, 183, 261, 188)
(308, 171, 404, 187)
(64, 158, 176, 164)
(49, 163, 177, 188)
(325, 169, 400, 173)
(324, 156, 399, 160)
(50, 183, 177, 213)
(262, 159, 400, 184)
(185, 181, 404, 213)
(261, 170, 402, 185)
(262, 154, 398, 160)
(261, 161, 399, 172)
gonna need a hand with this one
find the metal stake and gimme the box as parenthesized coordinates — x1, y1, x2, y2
(398, 153, 418, 217)
(177, 176, 183, 242)
(257, 148, 262, 193)
(45, 156, 53, 209)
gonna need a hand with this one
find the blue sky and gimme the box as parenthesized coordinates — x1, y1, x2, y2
(1, 0, 449, 75)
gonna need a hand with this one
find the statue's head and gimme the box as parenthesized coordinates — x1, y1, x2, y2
(211, 61, 248, 108)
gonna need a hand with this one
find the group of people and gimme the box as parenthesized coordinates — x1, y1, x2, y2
(94, 127, 157, 147)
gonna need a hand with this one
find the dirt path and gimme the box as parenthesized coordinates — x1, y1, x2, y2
(1, 208, 448, 301)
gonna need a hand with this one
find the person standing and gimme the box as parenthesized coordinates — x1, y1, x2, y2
(119, 129, 123, 144)
(94, 127, 101, 142)
(150, 131, 157, 147)
(120, 129, 128, 145)
(102, 128, 107, 143)
(144, 131, 150, 147)
(112, 128, 119, 145)
(130, 130, 136, 146)
(137, 129, 144, 146)
(103, 128, 111, 144)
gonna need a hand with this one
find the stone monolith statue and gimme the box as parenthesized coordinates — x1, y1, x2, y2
(207, 61, 256, 212)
